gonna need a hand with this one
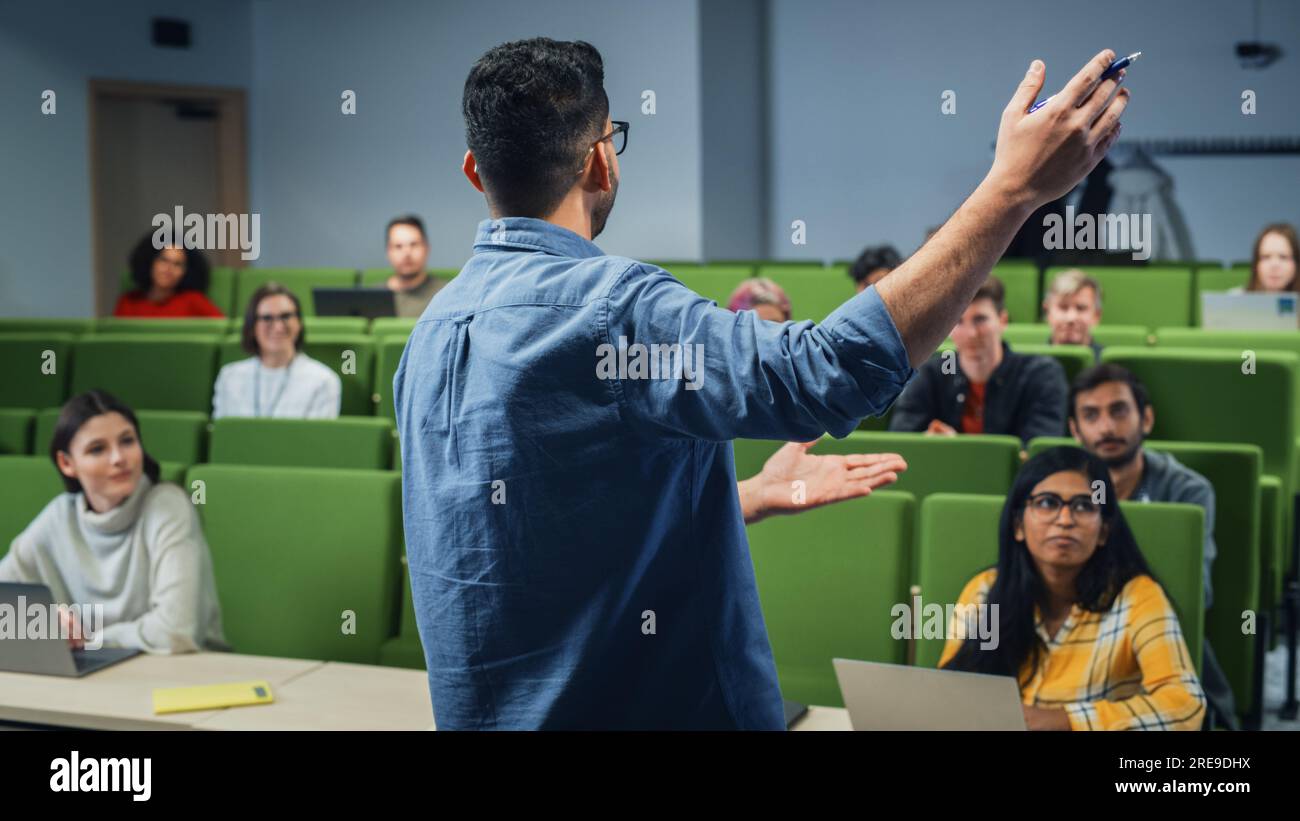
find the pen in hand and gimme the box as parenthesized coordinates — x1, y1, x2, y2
(1027, 51, 1140, 114)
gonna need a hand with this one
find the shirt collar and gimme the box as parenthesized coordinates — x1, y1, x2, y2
(472, 217, 606, 260)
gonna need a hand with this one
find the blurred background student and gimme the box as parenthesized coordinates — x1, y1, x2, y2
(727, 277, 791, 322)
(113, 233, 224, 318)
(848, 245, 902, 293)
(1043, 269, 1103, 361)
(383, 215, 445, 318)
(1234, 223, 1298, 294)
(211, 283, 341, 419)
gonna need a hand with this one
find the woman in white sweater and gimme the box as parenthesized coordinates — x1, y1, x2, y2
(212, 283, 341, 419)
(0, 390, 226, 653)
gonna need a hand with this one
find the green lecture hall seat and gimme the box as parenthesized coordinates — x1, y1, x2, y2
(1001, 323, 1151, 349)
(990, 261, 1041, 324)
(208, 417, 394, 470)
(747, 490, 915, 707)
(70, 334, 218, 413)
(370, 317, 419, 338)
(95, 317, 229, 336)
(0, 455, 67, 557)
(206, 265, 238, 317)
(0, 408, 34, 455)
(1013, 343, 1094, 384)
(1029, 436, 1262, 724)
(374, 336, 410, 419)
(1045, 266, 1194, 328)
(188, 464, 403, 664)
(300, 316, 370, 335)
(914, 494, 1205, 674)
(379, 561, 426, 670)
(233, 268, 358, 317)
(0, 333, 74, 409)
(662, 265, 755, 306)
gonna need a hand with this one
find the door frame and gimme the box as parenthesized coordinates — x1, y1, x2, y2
(87, 79, 248, 316)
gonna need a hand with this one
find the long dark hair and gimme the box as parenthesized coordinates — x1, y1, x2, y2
(49, 390, 161, 494)
(128, 232, 211, 294)
(1248, 222, 1299, 292)
(942, 446, 1155, 683)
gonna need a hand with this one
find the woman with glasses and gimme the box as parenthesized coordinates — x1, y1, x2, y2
(940, 446, 1205, 730)
(211, 283, 341, 419)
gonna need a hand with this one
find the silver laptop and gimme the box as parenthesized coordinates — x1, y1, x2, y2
(0, 583, 140, 677)
(833, 658, 1025, 730)
(1201, 292, 1298, 331)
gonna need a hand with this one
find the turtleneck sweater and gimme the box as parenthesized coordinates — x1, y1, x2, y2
(0, 474, 227, 653)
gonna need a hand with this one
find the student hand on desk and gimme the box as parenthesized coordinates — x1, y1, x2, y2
(1022, 704, 1071, 731)
(58, 604, 85, 651)
(925, 419, 957, 437)
(740, 440, 908, 524)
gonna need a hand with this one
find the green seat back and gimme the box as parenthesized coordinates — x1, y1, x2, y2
(0, 456, 66, 557)
(0, 319, 94, 335)
(0, 408, 34, 455)
(370, 317, 418, 339)
(188, 464, 402, 663)
(95, 318, 229, 336)
(70, 334, 218, 412)
(234, 268, 358, 317)
(207, 266, 238, 317)
(1002, 323, 1150, 349)
(748, 490, 914, 707)
(209, 417, 394, 470)
(374, 336, 409, 419)
(1013, 343, 1095, 384)
(0, 333, 73, 409)
(1047, 266, 1194, 327)
(991, 261, 1041, 323)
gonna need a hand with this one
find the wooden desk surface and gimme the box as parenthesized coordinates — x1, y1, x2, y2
(0, 652, 320, 730)
(193, 661, 434, 731)
(790, 705, 852, 731)
(1, 651, 846, 731)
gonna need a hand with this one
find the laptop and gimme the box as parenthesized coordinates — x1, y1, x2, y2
(1201, 291, 1298, 331)
(313, 287, 397, 319)
(832, 658, 1025, 730)
(0, 583, 140, 677)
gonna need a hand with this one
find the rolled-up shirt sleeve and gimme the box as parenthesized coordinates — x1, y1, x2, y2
(600, 264, 916, 442)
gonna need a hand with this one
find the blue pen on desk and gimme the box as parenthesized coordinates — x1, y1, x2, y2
(1028, 51, 1141, 114)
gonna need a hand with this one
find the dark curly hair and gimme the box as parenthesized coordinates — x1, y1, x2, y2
(127, 231, 211, 295)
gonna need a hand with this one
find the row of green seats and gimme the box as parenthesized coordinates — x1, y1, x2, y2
(0, 457, 408, 666)
(652, 261, 1255, 328)
(0, 409, 400, 473)
(0, 316, 421, 337)
(115, 266, 461, 318)
(744, 487, 1205, 711)
(734, 431, 1266, 721)
(0, 332, 413, 418)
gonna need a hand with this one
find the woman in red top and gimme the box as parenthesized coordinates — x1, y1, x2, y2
(112, 234, 224, 318)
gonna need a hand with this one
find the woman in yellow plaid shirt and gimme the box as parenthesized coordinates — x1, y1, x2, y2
(940, 446, 1205, 730)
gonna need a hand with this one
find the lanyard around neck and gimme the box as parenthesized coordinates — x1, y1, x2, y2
(254, 356, 294, 417)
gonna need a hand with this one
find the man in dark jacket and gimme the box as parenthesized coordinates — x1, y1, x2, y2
(888, 276, 1068, 444)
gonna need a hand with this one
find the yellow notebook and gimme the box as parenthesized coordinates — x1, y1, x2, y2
(152, 680, 275, 715)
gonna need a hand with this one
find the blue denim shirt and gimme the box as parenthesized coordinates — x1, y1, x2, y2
(394, 217, 915, 729)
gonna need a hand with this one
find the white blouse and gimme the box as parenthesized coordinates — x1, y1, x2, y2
(212, 353, 342, 419)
